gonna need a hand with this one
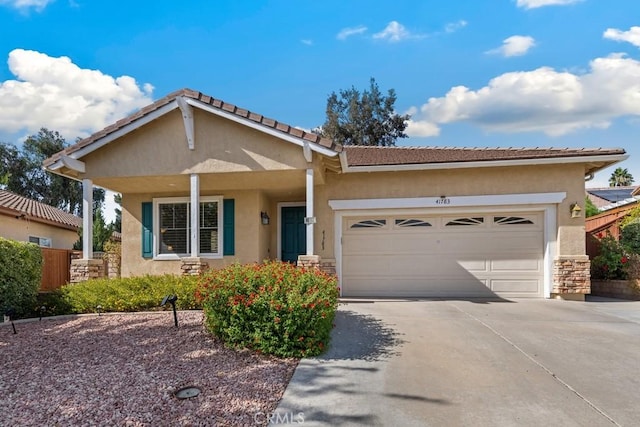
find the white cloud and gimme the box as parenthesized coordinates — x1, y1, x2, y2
(604, 26, 640, 48)
(486, 35, 536, 57)
(0, 49, 153, 139)
(445, 20, 468, 34)
(0, 0, 54, 11)
(407, 53, 640, 137)
(373, 21, 424, 42)
(301, 39, 313, 46)
(516, 0, 582, 9)
(336, 25, 367, 40)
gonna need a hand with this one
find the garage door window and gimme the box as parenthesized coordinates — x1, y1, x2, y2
(394, 219, 432, 228)
(494, 216, 534, 225)
(445, 217, 484, 226)
(350, 219, 386, 229)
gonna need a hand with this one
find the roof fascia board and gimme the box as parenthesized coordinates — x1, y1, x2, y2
(328, 192, 567, 211)
(185, 97, 338, 157)
(46, 102, 180, 170)
(343, 154, 629, 173)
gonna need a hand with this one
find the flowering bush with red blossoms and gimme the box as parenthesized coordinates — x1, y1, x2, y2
(591, 233, 630, 280)
(196, 261, 339, 358)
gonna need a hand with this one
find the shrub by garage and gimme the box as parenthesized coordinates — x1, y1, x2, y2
(197, 261, 339, 358)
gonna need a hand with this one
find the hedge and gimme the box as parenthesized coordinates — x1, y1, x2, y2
(0, 237, 42, 320)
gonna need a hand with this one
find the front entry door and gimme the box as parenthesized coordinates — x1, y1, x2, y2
(281, 206, 306, 263)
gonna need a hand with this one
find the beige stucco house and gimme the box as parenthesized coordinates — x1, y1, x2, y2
(44, 89, 627, 299)
(0, 190, 81, 249)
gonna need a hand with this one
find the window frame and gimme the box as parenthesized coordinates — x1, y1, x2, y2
(152, 196, 223, 260)
(29, 236, 52, 248)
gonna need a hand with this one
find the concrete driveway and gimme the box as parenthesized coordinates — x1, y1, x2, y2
(274, 297, 640, 426)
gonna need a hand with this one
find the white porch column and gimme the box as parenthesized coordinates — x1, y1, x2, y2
(82, 178, 93, 260)
(306, 168, 314, 255)
(190, 174, 200, 258)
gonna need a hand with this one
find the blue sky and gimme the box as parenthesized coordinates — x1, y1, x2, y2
(1, 0, 639, 220)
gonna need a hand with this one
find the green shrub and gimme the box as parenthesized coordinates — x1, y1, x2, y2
(196, 260, 339, 358)
(0, 237, 42, 320)
(61, 274, 200, 313)
(591, 234, 629, 280)
(621, 222, 640, 254)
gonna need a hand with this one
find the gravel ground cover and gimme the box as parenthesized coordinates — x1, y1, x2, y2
(0, 311, 298, 426)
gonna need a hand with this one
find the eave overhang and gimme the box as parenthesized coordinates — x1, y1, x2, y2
(338, 152, 629, 176)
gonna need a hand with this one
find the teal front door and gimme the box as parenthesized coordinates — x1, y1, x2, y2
(281, 206, 306, 263)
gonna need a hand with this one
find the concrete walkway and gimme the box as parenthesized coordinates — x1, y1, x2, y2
(274, 297, 640, 426)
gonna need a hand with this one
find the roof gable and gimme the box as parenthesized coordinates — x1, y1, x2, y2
(44, 88, 340, 170)
(0, 190, 82, 230)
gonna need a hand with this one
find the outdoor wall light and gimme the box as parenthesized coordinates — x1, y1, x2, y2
(570, 203, 582, 218)
(261, 211, 270, 225)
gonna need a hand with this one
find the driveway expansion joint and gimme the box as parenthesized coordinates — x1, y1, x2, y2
(450, 303, 621, 427)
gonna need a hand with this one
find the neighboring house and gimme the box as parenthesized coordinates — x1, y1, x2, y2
(585, 202, 638, 258)
(586, 186, 639, 211)
(0, 189, 81, 249)
(44, 89, 627, 300)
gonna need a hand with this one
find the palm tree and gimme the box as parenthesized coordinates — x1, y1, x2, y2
(609, 167, 635, 187)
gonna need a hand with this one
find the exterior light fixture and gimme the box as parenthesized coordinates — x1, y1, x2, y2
(161, 294, 179, 327)
(261, 211, 270, 225)
(570, 203, 582, 218)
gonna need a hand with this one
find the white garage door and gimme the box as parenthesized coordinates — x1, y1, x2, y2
(341, 212, 544, 298)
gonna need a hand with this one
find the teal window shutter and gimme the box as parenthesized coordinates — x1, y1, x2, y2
(223, 199, 235, 255)
(141, 202, 153, 258)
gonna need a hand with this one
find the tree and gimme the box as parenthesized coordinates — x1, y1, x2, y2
(585, 196, 599, 217)
(317, 77, 410, 146)
(0, 143, 29, 191)
(0, 129, 104, 215)
(113, 193, 122, 233)
(609, 167, 634, 187)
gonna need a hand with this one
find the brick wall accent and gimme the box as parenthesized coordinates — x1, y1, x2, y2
(181, 257, 209, 276)
(104, 252, 121, 279)
(297, 255, 320, 269)
(591, 279, 640, 300)
(298, 255, 337, 277)
(70, 259, 106, 283)
(552, 256, 591, 295)
(320, 258, 337, 276)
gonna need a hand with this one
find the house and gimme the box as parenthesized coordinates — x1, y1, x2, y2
(44, 89, 627, 299)
(585, 186, 639, 255)
(0, 189, 81, 249)
(586, 186, 638, 211)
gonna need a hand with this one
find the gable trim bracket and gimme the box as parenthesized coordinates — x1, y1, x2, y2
(303, 141, 313, 163)
(177, 96, 195, 150)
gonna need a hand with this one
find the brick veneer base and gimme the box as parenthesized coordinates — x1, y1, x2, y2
(70, 259, 105, 283)
(181, 257, 209, 275)
(552, 256, 590, 295)
(591, 279, 640, 300)
(297, 255, 337, 277)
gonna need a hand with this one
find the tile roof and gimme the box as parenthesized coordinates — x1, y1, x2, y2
(44, 88, 339, 167)
(0, 190, 82, 230)
(344, 146, 627, 167)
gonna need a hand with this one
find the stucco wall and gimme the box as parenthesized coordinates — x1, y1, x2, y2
(0, 214, 78, 249)
(313, 163, 587, 260)
(81, 109, 309, 180)
(121, 190, 266, 277)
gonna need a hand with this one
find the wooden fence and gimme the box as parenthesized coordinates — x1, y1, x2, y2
(40, 248, 80, 292)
